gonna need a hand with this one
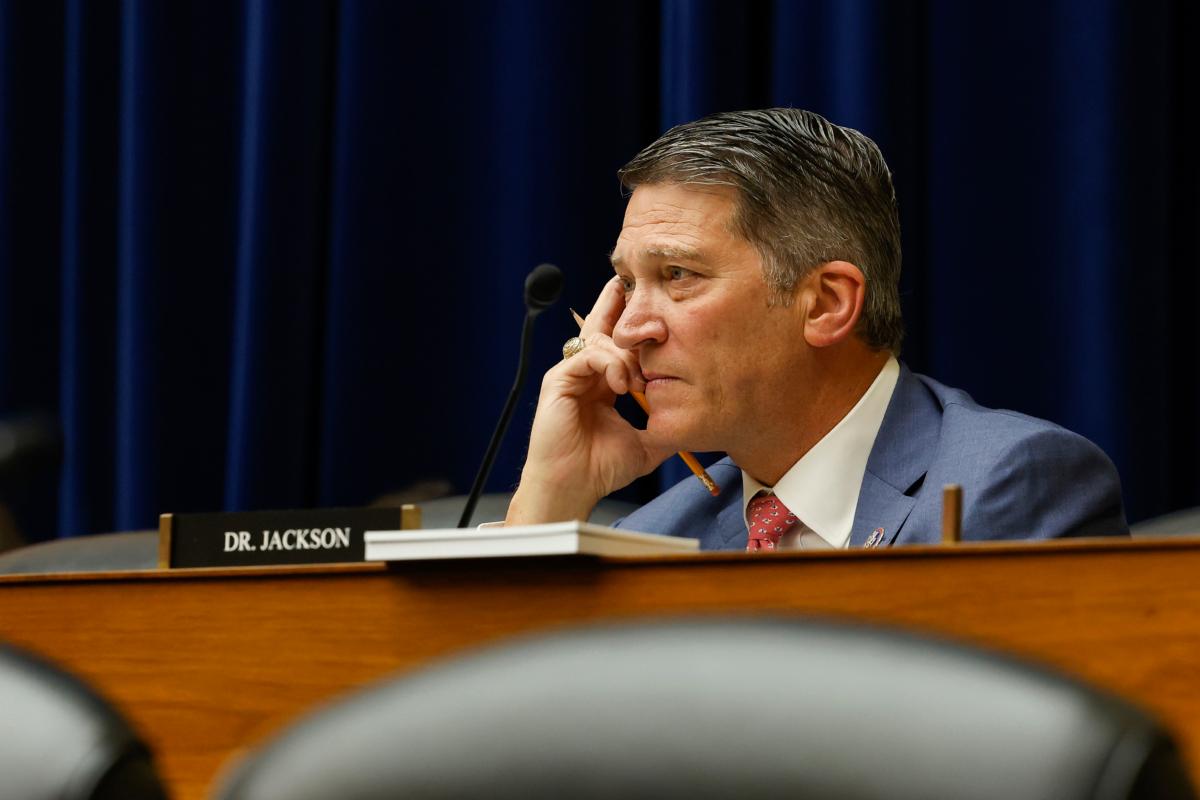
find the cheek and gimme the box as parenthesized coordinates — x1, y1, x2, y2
(710, 319, 797, 399)
(714, 362, 766, 411)
(672, 293, 780, 393)
(701, 339, 761, 413)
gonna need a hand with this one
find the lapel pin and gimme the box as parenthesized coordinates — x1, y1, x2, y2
(864, 527, 886, 548)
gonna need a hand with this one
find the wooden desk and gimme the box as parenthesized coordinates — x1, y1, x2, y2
(2, 537, 1199, 799)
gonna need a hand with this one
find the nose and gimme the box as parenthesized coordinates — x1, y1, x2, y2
(612, 292, 668, 351)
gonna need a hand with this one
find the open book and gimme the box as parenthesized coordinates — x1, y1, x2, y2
(364, 521, 699, 561)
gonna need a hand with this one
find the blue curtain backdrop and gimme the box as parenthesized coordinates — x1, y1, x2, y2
(0, 0, 1195, 540)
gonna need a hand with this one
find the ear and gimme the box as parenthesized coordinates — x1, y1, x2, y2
(800, 261, 866, 348)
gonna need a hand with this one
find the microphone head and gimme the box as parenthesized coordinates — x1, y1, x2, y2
(524, 263, 564, 315)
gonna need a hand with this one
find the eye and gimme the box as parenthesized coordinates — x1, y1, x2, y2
(617, 276, 635, 292)
(667, 266, 693, 281)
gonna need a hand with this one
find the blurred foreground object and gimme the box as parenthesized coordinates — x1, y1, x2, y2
(0, 643, 168, 799)
(0, 502, 23, 553)
(216, 618, 1194, 800)
(0, 413, 63, 544)
(0, 412, 62, 487)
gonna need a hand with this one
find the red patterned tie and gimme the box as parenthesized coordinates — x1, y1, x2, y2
(745, 492, 800, 552)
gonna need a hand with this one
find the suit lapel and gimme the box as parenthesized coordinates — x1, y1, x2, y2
(849, 364, 943, 547)
(716, 495, 750, 550)
(849, 472, 915, 547)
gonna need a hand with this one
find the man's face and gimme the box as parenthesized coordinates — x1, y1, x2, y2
(610, 182, 811, 456)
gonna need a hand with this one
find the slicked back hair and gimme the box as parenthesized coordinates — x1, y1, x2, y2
(618, 108, 904, 353)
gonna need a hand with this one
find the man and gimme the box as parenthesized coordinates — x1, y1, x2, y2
(505, 108, 1127, 550)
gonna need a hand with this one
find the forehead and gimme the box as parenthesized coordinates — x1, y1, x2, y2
(611, 183, 739, 265)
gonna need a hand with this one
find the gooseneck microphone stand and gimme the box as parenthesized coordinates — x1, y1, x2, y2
(457, 264, 563, 528)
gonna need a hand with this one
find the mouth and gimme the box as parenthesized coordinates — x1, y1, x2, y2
(641, 372, 681, 390)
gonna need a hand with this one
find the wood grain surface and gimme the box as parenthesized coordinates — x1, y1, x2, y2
(2, 537, 1198, 799)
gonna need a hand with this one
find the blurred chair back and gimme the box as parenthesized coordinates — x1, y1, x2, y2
(1132, 507, 1200, 537)
(412, 492, 638, 529)
(0, 643, 167, 799)
(0, 530, 158, 574)
(215, 618, 1194, 800)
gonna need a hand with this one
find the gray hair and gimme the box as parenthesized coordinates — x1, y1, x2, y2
(618, 108, 903, 353)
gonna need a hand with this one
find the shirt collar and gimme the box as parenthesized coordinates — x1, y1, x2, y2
(740, 356, 900, 548)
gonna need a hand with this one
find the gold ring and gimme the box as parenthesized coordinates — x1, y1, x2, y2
(562, 336, 586, 360)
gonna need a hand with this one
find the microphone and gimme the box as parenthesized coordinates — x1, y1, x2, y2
(457, 264, 563, 527)
(524, 262, 563, 314)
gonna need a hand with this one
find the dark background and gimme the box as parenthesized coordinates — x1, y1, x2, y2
(0, 0, 1196, 541)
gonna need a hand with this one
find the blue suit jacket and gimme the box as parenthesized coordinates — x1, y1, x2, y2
(617, 364, 1129, 550)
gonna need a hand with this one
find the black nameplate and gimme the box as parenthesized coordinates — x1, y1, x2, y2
(160, 507, 403, 568)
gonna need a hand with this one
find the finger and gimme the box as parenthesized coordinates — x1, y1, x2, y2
(555, 340, 637, 397)
(584, 334, 645, 392)
(580, 276, 626, 339)
(546, 332, 645, 399)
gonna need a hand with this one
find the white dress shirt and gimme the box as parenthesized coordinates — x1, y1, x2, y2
(740, 356, 899, 550)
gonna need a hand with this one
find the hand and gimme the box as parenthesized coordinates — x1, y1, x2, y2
(505, 278, 674, 524)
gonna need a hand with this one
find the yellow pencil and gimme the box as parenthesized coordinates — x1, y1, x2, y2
(571, 309, 720, 496)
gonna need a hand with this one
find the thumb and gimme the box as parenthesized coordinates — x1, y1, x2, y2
(633, 430, 678, 474)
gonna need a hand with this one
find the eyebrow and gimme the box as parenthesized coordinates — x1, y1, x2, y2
(609, 245, 703, 267)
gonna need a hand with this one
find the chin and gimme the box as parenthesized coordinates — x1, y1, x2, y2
(646, 413, 717, 454)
